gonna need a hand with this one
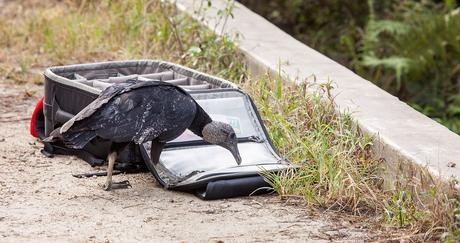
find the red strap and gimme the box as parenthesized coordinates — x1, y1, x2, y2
(30, 96, 45, 138)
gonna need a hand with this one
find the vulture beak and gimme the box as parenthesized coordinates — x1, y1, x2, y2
(231, 145, 242, 165)
(223, 142, 242, 165)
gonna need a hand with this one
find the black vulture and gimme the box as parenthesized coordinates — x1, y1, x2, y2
(44, 79, 241, 190)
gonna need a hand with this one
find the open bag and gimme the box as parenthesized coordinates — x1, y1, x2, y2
(30, 60, 295, 199)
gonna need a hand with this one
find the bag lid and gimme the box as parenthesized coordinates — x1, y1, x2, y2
(141, 89, 294, 197)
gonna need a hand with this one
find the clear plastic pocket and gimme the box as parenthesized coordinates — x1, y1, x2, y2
(141, 89, 289, 188)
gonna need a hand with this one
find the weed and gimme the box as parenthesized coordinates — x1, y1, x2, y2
(383, 190, 413, 227)
(238, 74, 382, 214)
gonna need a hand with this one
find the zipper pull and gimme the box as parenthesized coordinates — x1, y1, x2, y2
(247, 135, 264, 143)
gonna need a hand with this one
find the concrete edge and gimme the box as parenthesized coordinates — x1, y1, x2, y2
(174, 0, 460, 187)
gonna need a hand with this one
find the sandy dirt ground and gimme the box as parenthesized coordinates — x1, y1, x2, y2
(0, 81, 377, 242)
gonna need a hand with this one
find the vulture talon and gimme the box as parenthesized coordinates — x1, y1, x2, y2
(102, 182, 112, 191)
(111, 180, 132, 189)
(103, 180, 131, 191)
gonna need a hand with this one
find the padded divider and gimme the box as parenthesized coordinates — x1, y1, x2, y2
(190, 78, 204, 85)
(104, 71, 174, 83)
(180, 84, 211, 90)
(165, 77, 189, 85)
(51, 61, 224, 92)
(107, 75, 139, 83)
(74, 73, 87, 80)
(75, 69, 120, 79)
(173, 72, 186, 79)
(75, 79, 93, 86)
(92, 80, 112, 90)
(142, 71, 174, 81)
(68, 63, 159, 80)
(47, 60, 237, 91)
(75, 71, 177, 89)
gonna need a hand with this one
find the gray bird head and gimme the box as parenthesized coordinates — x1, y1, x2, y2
(202, 121, 242, 165)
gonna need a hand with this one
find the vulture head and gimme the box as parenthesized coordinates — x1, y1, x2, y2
(202, 121, 242, 165)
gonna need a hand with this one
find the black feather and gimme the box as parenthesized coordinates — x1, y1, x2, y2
(46, 79, 211, 149)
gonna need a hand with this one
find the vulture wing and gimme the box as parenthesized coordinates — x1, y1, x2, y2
(48, 79, 197, 149)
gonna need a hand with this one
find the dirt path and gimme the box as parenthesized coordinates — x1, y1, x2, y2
(0, 81, 375, 242)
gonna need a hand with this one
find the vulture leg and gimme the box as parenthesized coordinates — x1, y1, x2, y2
(103, 151, 131, 191)
(150, 140, 165, 165)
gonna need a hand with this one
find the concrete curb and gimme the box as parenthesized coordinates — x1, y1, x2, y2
(174, 0, 460, 185)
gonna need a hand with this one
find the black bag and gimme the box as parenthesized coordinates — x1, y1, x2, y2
(32, 60, 294, 199)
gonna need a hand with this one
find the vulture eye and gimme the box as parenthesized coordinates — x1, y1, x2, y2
(229, 133, 236, 139)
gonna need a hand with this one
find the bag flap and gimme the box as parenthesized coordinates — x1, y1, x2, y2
(140, 89, 294, 189)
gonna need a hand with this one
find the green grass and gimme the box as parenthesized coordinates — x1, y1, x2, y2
(242, 76, 380, 212)
(1, 0, 459, 241)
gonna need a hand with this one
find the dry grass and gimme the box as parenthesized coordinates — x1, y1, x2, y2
(241, 75, 380, 213)
(1, 0, 459, 241)
(240, 73, 460, 241)
(0, 0, 243, 85)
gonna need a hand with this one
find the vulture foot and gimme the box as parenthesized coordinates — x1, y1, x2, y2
(103, 180, 131, 191)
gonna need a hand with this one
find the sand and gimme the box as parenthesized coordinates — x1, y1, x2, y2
(0, 82, 374, 242)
